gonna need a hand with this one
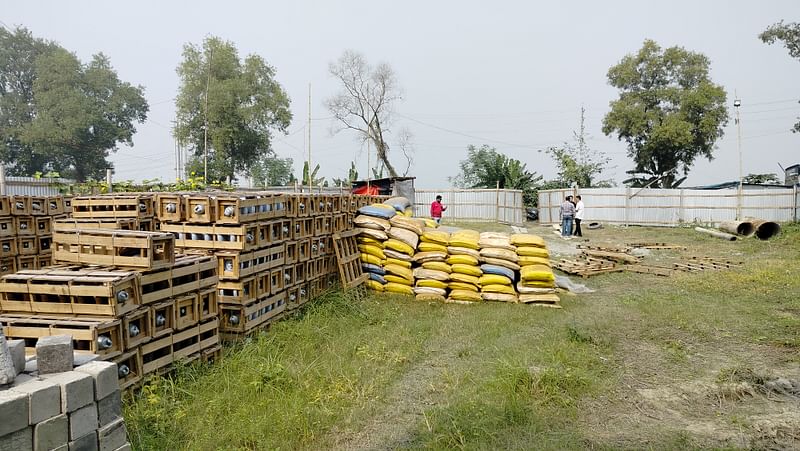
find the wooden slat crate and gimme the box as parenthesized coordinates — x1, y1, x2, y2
(292, 218, 313, 240)
(200, 344, 222, 364)
(198, 288, 218, 321)
(113, 349, 142, 390)
(0, 258, 16, 276)
(53, 228, 175, 269)
(72, 194, 155, 219)
(333, 229, 368, 290)
(199, 317, 219, 350)
(0, 196, 10, 216)
(37, 253, 52, 269)
(0, 237, 16, 258)
(265, 219, 291, 243)
(297, 238, 312, 262)
(15, 216, 34, 236)
(141, 334, 173, 374)
(11, 196, 31, 216)
(161, 223, 259, 251)
(174, 293, 200, 331)
(46, 196, 64, 216)
(15, 256, 36, 271)
(150, 299, 175, 339)
(0, 314, 124, 359)
(216, 244, 285, 281)
(185, 195, 217, 223)
(54, 217, 139, 231)
(156, 193, 187, 223)
(219, 292, 286, 334)
(17, 236, 37, 255)
(35, 217, 52, 235)
(217, 277, 257, 306)
(123, 308, 152, 350)
(0, 217, 16, 237)
(139, 254, 217, 304)
(29, 196, 48, 216)
(173, 325, 201, 361)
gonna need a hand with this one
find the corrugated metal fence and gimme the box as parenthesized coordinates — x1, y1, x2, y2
(539, 187, 799, 225)
(414, 189, 525, 225)
(1, 176, 72, 196)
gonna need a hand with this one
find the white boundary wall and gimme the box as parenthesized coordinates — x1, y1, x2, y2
(414, 189, 524, 225)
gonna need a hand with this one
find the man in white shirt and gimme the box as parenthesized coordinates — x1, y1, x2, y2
(573, 195, 585, 237)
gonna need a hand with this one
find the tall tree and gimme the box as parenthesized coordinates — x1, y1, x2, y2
(326, 50, 401, 177)
(174, 36, 292, 182)
(547, 107, 612, 188)
(250, 154, 295, 187)
(759, 21, 800, 133)
(602, 40, 729, 188)
(450, 144, 542, 206)
(0, 27, 148, 180)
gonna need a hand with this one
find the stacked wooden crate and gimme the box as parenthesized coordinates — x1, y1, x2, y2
(70, 193, 157, 231)
(0, 194, 71, 276)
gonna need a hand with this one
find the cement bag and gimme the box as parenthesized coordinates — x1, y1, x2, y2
(449, 289, 482, 302)
(447, 246, 481, 259)
(358, 244, 386, 260)
(404, 208, 413, 217)
(423, 219, 439, 228)
(519, 280, 556, 288)
(361, 263, 385, 275)
(449, 281, 479, 292)
(421, 228, 450, 246)
(384, 263, 413, 281)
(385, 239, 415, 256)
(368, 272, 387, 284)
(358, 205, 396, 219)
(481, 257, 521, 271)
(479, 274, 513, 286)
(386, 257, 411, 269)
(480, 264, 515, 281)
(451, 263, 482, 278)
(481, 292, 518, 303)
(510, 233, 545, 247)
(418, 242, 448, 254)
(384, 249, 413, 262)
(416, 279, 448, 290)
(479, 232, 516, 251)
(422, 261, 451, 273)
(385, 275, 413, 286)
(448, 229, 480, 250)
(354, 215, 391, 231)
(412, 268, 450, 281)
(481, 284, 516, 295)
(520, 264, 555, 282)
(516, 283, 556, 294)
(516, 246, 549, 258)
(519, 293, 560, 304)
(366, 280, 385, 291)
(518, 256, 550, 267)
(450, 272, 480, 286)
(412, 251, 447, 263)
(389, 215, 424, 235)
(388, 227, 419, 249)
(479, 247, 519, 263)
(357, 228, 388, 241)
(360, 253, 382, 266)
(416, 293, 445, 302)
(385, 282, 413, 295)
(385, 196, 411, 212)
(357, 236, 385, 248)
(413, 286, 446, 297)
(447, 254, 479, 266)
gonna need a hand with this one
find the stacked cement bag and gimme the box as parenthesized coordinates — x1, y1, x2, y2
(385, 196, 413, 217)
(412, 228, 450, 302)
(445, 229, 483, 303)
(511, 233, 559, 305)
(477, 232, 519, 303)
(356, 204, 395, 292)
(383, 215, 422, 296)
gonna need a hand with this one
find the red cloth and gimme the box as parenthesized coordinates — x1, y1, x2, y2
(430, 200, 444, 218)
(352, 185, 379, 195)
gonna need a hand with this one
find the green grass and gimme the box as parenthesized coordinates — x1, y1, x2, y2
(126, 224, 800, 450)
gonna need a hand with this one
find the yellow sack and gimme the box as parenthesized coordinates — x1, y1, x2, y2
(520, 264, 555, 282)
(423, 219, 439, 228)
(385, 239, 415, 256)
(360, 253, 383, 266)
(516, 283, 556, 294)
(510, 233, 545, 247)
(373, 203, 396, 211)
(415, 293, 445, 302)
(422, 261, 451, 273)
(385, 274, 413, 286)
(447, 254, 479, 266)
(481, 292, 518, 303)
(516, 246, 549, 258)
(386, 257, 411, 269)
(478, 232, 516, 251)
(388, 227, 419, 249)
(366, 280, 385, 291)
(481, 257, 521, 271)
(519, 280, 556, 288)
(385, 282, 413, 295)
(481, 284, 516, 295)
(479, 247, 519, 262)
(384, 263, 413, 281)
(519, 293, 560, 304)
(447, 246, 481, 259)
(450, 272, 480, 285)
(357, 228, 388, 241)
(357, 236, 385, 248)
(448, 229, 479, 250)
(449, 289, 482, 302)
(451, 263, 482, 277)
(416, 279, 448, 290)
(479, 274, 513, 286)
(354, 215, 391, 231)
(412, 268, 450, 281)
(449, 281, 479, 292)
(404, 208, 413, 217)
(358, 244, 386, 260)
(413, 251, 447, 263)
(518, 256, 551, 267)
(390, 215, 424, 235)
(420, 228, 450, 246)
(418, 242, 448, 253)
(413, 287, 446, 297)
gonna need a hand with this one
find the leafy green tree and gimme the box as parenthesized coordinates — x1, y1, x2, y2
(174, 36, 292, 183)
(742, 173, 780, 185)
(250, 154, 295, 187)
(760, 21, 800, 133)
(302, 161, 326, 186)
(450, 144, 543, 206)
(602, 40, 729, 188)
(547, 107, 612, 188)
(0, 27, 148, 181)
(332, 161, 359, 187)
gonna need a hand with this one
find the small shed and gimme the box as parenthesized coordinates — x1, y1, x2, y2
(351, 177, 416, 205)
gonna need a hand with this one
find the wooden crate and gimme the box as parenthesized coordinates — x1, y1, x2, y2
(215, 195, 263, 224)
(198, 288, 218, 321)
(0, 196, 10, 216)
(310, 238, 323, 258)
(151, 299, 176, 339)
(200, 344, 222, 364)
(123, 308, 152, 350)
(199, 317, 219, 350)
(313, 215, 333, 237)
(173, 324, 201, 361)
(285, 194, 311, 218)
(15, 216, 34, 236)
(216, 248, 278, 281)
(0, 237, 16, 258)
(292, 218, 312, 240)
(162, 223, 258, 252)
(35, 217, 52, 235)
(17, 236, 37, 255)
(113, 349, 142, 390)
(15, 256, 36, 271)
(72, 194, 155, 219)
(255, 272, 270, 297)
(36, 234, 52, 253)
(137, 218, 156, 232)
(265, 219, 292, 243)
(219, 292, 286, 334)
(53, 229, 175, 270)
(29, 196, 47, 216)
(285, 241, 298, 265)
(297, 238, 312, 262)
(170, 254, 217, 298)
(156, 193, 187, 223)
(185, 195, 216, 223)
(0, 258, 15, 276)
(217, 277, 257, 306)
(141, 334, 173, 374)
(11, 196, 31, 216)
(0, 217, 15, 238)
(283, 265, 296, 288)
(294, 262, 307, 286)
(269, 268, 285, 295)
(332, 214, 346, 233)
(0, 314, 123, 359)
(174, 294, 200, 331)
(54, 217, 139, 231)
(37, 253, 52, 269)
(333, 229, 368, 290)
(46, 196, 64, 216)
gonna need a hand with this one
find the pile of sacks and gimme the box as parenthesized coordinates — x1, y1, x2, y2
(512, 234, 559, 305)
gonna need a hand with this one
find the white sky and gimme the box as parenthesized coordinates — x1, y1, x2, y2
(3, 0, 800, 187)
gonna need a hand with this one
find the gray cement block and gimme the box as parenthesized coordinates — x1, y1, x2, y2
(7, 340, 25, 376)
(0, 389, 29, 436)
(68, 432, 97, 451)
(35, 335, 74, 375)
(9, 377, 62, 424)
(112, 444, 131, 451)
(40, 371, 93, 413)
(96, 391, 121, 428)
(74, 361, 118, 401)
(96, 418, 126, 451)
(0, 426, 33, 451)
(68, 404, 98, 441)
(52, 445, 68, 451)
(0, 331, 16, 385)
(33, 413, 68, 451)
(25, 358, 37, 374)
(72, 354, 99, 368)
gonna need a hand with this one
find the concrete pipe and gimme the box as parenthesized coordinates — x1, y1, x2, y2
(748, 219, 781, 240)
(719, 220, 755, 237)
(695, 227, 737, 241)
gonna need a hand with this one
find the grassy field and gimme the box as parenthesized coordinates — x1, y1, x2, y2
(125, 223, 800, 450)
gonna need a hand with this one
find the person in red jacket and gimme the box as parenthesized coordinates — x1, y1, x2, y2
(430, 195, 447, 224)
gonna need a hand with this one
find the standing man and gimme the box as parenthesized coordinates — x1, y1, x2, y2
(573, 195, 584, 237)
(430, 195, 447, 224)
(559, 195, 575, 238)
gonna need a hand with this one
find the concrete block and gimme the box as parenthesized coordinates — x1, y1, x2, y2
(75, 361, 118, 400)
(9, 377, 62, 424)
(72, 354, 99, 368)
(96, 418, 126, 451)
(25, 359, 37, 373)
(96, 391, 121, 428)
(68, 404, 98, 441)
(52, 445, 68, 451)
(0, 331, 16, 385)
(68, 432, 97, 451)
(40, 371, 93, 413)
(0, 426, 33, 451)
(33, 413, 68, 451)
(35, 335, 74, 375)
(0, 389, 29, 436)
(7, 339, 25, 375)
(112, 444, 131, 451)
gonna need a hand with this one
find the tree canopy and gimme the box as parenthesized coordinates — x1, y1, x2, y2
(249, 155, 295, 187)
(602, 40, 729, 188)
(760, 21, 800, 133)
(0, 27, 148, 181)
(450, 144, 542, 206)
(174, 36, 292, 183)
(547, 107, 612, 188)
(742, 173, 781, 185)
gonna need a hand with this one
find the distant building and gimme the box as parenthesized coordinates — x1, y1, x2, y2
(785, 164, 800, 186)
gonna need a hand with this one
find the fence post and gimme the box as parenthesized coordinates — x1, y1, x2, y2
(794, 184, 798, 222)
(495, 181, 500, 222)
(679, 189, 685, 224)
(624, 187, 631, 227)
(0, 165, 5, 196)
(106, 168, 113, 193)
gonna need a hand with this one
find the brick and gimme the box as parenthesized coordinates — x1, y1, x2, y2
(68, 404, 98, 441)
(0, 426, 33, 451)
(68, 432, 97, 451)
(35, 335, 74, 375)
(75, 361, 118, 401)
(96, 418, 126, 451)
(0, 389, 29, 436)
(7, 339, 25, 375)
(40, 372, 93, 413)
(33, 413, 68, 451)
(0, 332, 16, 385)
(96, 391, 121, 428)
(9, 377, 62, 424)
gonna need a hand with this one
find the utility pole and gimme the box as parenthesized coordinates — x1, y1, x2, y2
(307, 83, 312, 193)
(203, 48, 213, 184)
(734, 93, 743, 220)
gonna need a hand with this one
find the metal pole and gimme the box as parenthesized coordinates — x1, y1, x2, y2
(307, 83, 312, 193)
(203, 48, 213, 184)
(0, 165, 6, 196)
(106, 168, 113, 193)
(734, 94, 743, 220)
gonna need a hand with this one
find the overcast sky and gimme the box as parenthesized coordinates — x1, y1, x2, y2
(4, 1, 800, 187)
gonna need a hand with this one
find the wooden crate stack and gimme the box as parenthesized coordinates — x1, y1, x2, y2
(70, 193, 158, 231)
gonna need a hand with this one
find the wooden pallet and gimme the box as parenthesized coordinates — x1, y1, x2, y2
(627, 242, 688, 250)
(54, 217, 139, 231)
(113, 349, 143, 390)
(332, 229, 368, 290)
(72, 194, 155, 219)
(687, 256, 743, 267)
(0, 313, 124, 358)
(673, 260, 741, 272)
(15, 216, 34, 236)
(216, 244, 286, 280)
(160, 222, 260, 251)
(138, 254, 217, 304)
(219, 292, 287, 334)
(625, 264, 675, 277)
(576, 244, 632, 254)
(53, 228, 175, 270)
(553, 257, 623, 278)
